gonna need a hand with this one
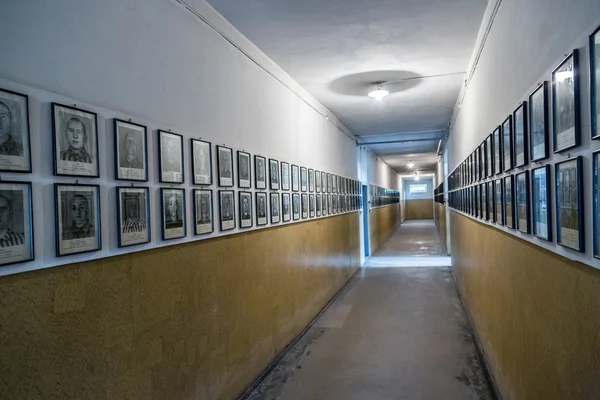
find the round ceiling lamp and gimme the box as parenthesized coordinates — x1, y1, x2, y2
(407, 161, 415, 169)
(368, 83, 389, 100)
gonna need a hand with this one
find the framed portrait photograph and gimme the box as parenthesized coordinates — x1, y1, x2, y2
(255, 192, 268, 226)
(114, 119, 148, 181)
(321, 171, 327, 193)
(55, 183, 101, 256)
(52, 103, 99, 177)
(316, 194, 322, 217)
(301, 194, 308, 219)
(291, 164, 300, 192)
(282, 192, 291, 222)
(239, 191, 253, 229)
(555, 157, 584, 251)
(281, 162, 290, 191)
(333, 174, 338, 193)
(0, 89, 31, 172)
(117, 186, 150, 247)
(593, 151, 600, 257)
(487, 181, 494, 222)
(486, 134, 494, 177)
(332, 193, 337, 214)
(194, 189, 213, 235)
(553, 50, 580, 152)
(327, 173, 332, 193)
(255, 155, 267, 190)
(529, 82, 549, 161)
(493, 126, 502, 175)
(292, 193, 300, 220)
(269, 159, 280, 190)
(532, 165, 551, 241)
(495, 179, 504, 225)
(158, 130, 184, 184)
(161, 188, 186, 240)
(308, 169, 315, 192)
(481, 183, 487, 220)
(504, 175, 515, 228)
(503, 115, 513, 172)
(191, 139, 212, 185)
(0, 181, 33, 266)
(315, 170, 321, 193)
(322, 194, 328, 216)
(270, 192, 280, 224)
(300, 167, 308, 192)
(592, 26, 600, 139)
(217, 145, 234, 187)
(513, 102, 528, 168)
(219, 190, 235, 231)
(515, 171, 530, 234)
(237, 151, 251, 189)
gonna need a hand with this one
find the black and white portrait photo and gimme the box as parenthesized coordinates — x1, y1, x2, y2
(556, 158, 583, 251)
(161, 188, 186, 240)
(322, 194, 328, 216)
(255, 155, 266, 190)
(219, 190, 235, 231)
(55, 184, 101, 256)
(300, 167, 307, 192)
(159, 130, 184, 183)
(282, 193, 291, 222)
(308, 169, 315, 192)
(239, 191, 252, 228)
(117, 187, 150, 247)
(309, 194, 315, 218)
(0, 89, 31, 172)
(315, 170, 321, 193)
(238, 151, 251, 189)
(194, 189, 213, 235)
(0, 182, 33, 266)
(529, 83, 548, 161)
(513, 104, 527, 168)
(115, 119, 147, 181)
(316, 194, 322, 217)
(502, 116, 513, 172)
(292, 193, 300, 221)
(292, 164, 299, 192)
(256, 192, 267, 226)
(217, 146, 234, 187)
(301, 194, 308, 219)
(269, 159, 280, 190)
(281, 162, 290, 191)
(328, 194, 333, 214)
(322, 171, 327, 193)
(327, 174, 333, 193)
(192, 139, 212, 185)
(52, 103, 99, 177)
(553, 50, 580, 152)
(270, 192, 280, 223)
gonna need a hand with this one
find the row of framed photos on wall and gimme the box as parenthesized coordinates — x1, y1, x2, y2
(0, 181, 363, 267)
(369, 185, 400, 207)
(449, 153, 600, 259)
(449, 25, 600, 191)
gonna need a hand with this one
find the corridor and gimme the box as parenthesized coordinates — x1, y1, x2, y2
(244, 222, 493, 400)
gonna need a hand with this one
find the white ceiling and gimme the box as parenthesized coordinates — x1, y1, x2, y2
(207, 0, 488, 172)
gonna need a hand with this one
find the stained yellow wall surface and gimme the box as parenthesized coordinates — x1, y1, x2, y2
(434, 203, 447, 253)
(0, 213, 360, 400)
(450, 211, 600, 400)
(405, 199, 433, 220)
(369, 204, 399, 254)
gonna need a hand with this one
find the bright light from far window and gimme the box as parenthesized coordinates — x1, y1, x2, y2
(409, 184, 427, 194)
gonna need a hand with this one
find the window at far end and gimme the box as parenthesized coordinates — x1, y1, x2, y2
(409, 184, 427, 194)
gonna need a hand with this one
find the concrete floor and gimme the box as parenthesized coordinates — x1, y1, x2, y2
(244, 220, 493, 400)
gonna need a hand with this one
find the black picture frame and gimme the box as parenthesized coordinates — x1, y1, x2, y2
(218, 190, 236, 231)
(270, 192, 280, 224)
(481, 183, 487, 220)
(529, 82, 549, 162)
(515, 171, 530, 234)
(315, 170, 321, 193)
(254, 155, 267, 190)
(513, 102, 528, 168)
(316, 193, 322, 217)
(495, 178, 504, 225)
(160, 187, 186, 240)
(552, 49, 581, 153)
(55, 183, 101, 256)
(237, 151, 251, 189)
(555, 157, 584, 252)
(532, 165, 552, 241)
(116, 186, 151, 247)
(114, 119, 148, 182)
(591, 26, 600, 140)
(158, 130, 185, 184)
(282, 192, 291, 222)
(52, 103, 100, 178)
(191, 139, 212, 185)
(0, 181, 34, 266)
(216, 145, 234, 187)
(0, 88, 32, 173)
(292, 193, 300, 220)
(193, 189, 214, 235)
(486, 134, 494, 177)
(593, 151, 600, 258)
(504, 175, 515, 228)
(480, 143, 487, 179)
(269, 158, 280, 190)
(308, 169, 315, 192)
(493, 126, 503, 175)
(322, 171, 327, 193)
(487, 181, 494, 222)
(291, 164, 300, 192)
(301, 193, 308, 219)
(255, 192, 268, 226)
(281, 162, 290, 191)
(238, 191, 253, 229)
(300, 167, 308, 192)
(503, 115, 513, 172)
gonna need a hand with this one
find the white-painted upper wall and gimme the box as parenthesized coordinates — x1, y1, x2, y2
(358, 146, 400, 191)
(447, 0, 600, 270)
(0, 0, 396, 276)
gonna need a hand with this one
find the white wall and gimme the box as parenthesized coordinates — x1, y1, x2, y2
(403, 177, 434, 200)
(0, 0, 365, 276)
(447, 0, 600, 270)
(358, 146, 400, 191)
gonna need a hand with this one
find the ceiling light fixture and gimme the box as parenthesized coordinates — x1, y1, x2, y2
(407, 161, 415, 169)
(368, 83, 389, 100)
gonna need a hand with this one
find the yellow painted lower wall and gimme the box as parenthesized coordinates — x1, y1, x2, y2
(405, 198, 433, 220)
(0, 213, 360, 400)
(369, 204, 399, 254)
(450, 211, 600, 400)
(434, 203, 447, 253)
